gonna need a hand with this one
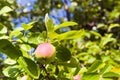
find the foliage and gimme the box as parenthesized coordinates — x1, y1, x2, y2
(1, 0, 120, 80)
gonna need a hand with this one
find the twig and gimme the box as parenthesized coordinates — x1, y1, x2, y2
(64, 0, 74, 30)
(39, 64, 50, 80)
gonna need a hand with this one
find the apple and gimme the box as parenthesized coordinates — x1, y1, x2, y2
(35, 43, 56, 63)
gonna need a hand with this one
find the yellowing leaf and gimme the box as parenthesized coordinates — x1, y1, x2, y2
(111, 67, 120, 72)
(48, 32, 59, 39)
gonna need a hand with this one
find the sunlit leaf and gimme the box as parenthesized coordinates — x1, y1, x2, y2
(7, 0, 15, 4)
(27, 32, 44, 44)
(54, 22, 78, 31)
(45, 13, 54, 32)
(57, 30, 85, 41)
(90, 31, 102, 38)
(48, 32, 59, 40)
(99, 34, 116, 47)
(2, 65, 21, 78)
(0, 23, 7, 34)
(109, 24, 120, 29)
(9, 29, 23, 39)
(19, 44, 32, 58)
(88, 44, 101, 55)
(110, 67, 120, 73)
(4, 58, 16, 65)
(0, 6, 13, 15)
(103, 72, 120, 77)
(97, 24, 106, 28)
(101, 64, 112, 74)
(87, 60, 105, 73)
(79, 67, 88, 74)
(102, 78, 113, 80)
(22, 22, 35, 31)
(81, 73, 100, 80)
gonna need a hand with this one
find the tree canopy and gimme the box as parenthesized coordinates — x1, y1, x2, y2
(1, 0, 120, 80)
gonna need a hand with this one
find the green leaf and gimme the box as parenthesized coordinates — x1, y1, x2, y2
(81, 73, 100, 80)
(0, 23, 7, 34)
(22, 22, 35, 31)
(103, 72, 120, 77)
(90, 31, 102, 38)
(48, 32, 59, 40)
(102, 78, 113, 80)
(7, 0, 15, 4)
(17, 57, 40, 79)
(2, 65, 21, 78)
(57, 30, 85, 40)
(0, 6, 13, 15)
(88, 44, 101, 55)
(57, 57, 79, 68)
(19, 44, 32, 58)
(4, 58, 16, 65)
(45, 13, 54, 32)
(99, 34, 116, 47)
(28, 32, 44, 44)
(87, 60, 105, 73)
(68, 57, 79, 67)
(56, 46, 71, 61)
(0, 39, 22, 60)
(54, 22, 78, 31)
(9, 28, 23, 39)
(55, 66, 59, 75)
(79, 67, 88, 74)
(97, 24, 106, 28)
(109, 23, 120, 29)
(101, 64, 112, 74)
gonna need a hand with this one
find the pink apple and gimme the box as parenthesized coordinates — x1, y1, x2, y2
(35, 43, 56, 59)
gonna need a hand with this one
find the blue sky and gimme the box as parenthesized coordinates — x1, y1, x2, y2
(12, 0, 71, 27)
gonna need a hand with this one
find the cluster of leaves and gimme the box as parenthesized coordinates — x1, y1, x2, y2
(1, 0, 120, 80)
(0, 12, 120, 80)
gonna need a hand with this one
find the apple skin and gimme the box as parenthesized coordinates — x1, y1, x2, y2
(35, 43, 56, 63)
